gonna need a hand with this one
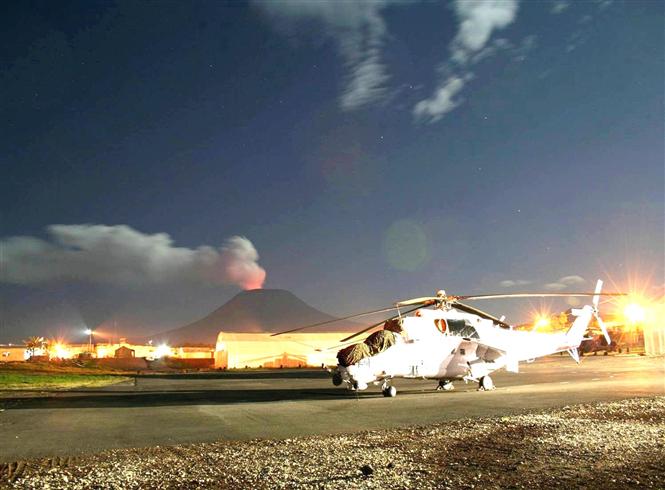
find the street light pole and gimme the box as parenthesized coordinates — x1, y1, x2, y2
(85, 329, 93, 353)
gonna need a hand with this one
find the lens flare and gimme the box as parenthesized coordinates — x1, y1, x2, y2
(154, 344, 172, 358)
(533, 315, 551, 330)
(51, 343, 72, 359)
(623, 303, 646, 324)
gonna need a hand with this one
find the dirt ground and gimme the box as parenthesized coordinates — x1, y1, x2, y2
(1, 396, 663, 489)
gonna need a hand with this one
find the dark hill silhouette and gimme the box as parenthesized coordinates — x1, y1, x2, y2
(143, 289, 359, 345)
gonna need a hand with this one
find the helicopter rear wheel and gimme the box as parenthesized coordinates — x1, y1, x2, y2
(382, 386, 397, 397)
(437, 380, 454, 391)
(479, 375, 495, 391)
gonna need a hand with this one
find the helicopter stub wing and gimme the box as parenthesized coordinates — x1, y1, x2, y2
(462, 339, 517, 378)
(472, 340, 506, 362)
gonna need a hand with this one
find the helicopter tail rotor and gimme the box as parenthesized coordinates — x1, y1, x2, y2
(591, 279, 611, 346)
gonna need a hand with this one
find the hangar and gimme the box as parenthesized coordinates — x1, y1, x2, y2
(214, 332, 345, 368)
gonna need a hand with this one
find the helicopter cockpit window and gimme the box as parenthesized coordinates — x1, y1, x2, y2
(434, 318, 447, 333)
(446, 319, 479, 339)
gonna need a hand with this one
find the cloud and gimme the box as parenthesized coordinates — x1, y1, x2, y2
(559, 275, 585, 285)
(255, 0, 523, 120)
(413, 76, 466, 122)
(414, 0, 519, 122)
(594, 0, 614, 10)
(449, 0, 520, 64)
(500, 279, 531, 288)
(550, 1, 570, 15)
(252, 0, 393, 110)
(0, 224, 266, 290)
(544, 275, 585, 290)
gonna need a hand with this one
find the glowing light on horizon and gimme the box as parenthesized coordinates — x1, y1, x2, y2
(154, 344, 172, 358)
(533, 315, 551, 330)
(51, 343, 73, 359)
(623, 303, 646, 324)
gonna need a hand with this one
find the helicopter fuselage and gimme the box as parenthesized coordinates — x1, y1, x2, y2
(335, 304, 595, 392)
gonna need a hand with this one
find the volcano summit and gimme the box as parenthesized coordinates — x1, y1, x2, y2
(147, 289, 351, 345)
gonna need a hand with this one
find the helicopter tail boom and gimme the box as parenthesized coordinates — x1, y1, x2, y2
(565, 305, 595, 346)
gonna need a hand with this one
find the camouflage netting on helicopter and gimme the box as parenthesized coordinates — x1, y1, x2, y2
(337, 326, 399, 366)
(337, 343, 370, 367)
(364, 330, 396, 355)
(383, 318, 403, 333)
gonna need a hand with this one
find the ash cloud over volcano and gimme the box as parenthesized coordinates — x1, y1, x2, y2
(1, 224, 266, 291)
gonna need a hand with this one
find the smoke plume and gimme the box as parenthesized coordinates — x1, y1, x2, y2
(0, 224, 266, 290)
(219, 236, 266, 290)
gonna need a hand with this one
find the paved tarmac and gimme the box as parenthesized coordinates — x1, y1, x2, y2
(0, 355, 663, 462)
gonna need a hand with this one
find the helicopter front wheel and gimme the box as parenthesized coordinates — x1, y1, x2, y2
(478, 375, 495, 391)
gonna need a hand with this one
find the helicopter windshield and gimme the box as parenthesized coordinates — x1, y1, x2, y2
(446, 319, 480, 339)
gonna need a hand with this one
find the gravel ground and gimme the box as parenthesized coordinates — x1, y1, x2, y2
(2, 396, 663, 489)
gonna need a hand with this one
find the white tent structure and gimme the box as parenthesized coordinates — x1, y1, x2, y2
(643, 322, 665, 356)
(215, 332, 346, 369)
(643, 301, 665, 356)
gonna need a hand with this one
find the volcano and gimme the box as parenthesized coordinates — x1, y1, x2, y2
(144, 289, 356, 345)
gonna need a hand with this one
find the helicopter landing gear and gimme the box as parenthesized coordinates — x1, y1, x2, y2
(478, 375, 495, 391)
(381, 381, 397, 397)
(436, 380, 454, 391)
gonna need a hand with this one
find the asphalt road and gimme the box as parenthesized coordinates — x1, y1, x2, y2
(1, 355, 663, 462)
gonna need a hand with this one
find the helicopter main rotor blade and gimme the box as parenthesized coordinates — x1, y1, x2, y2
(270, 305, 400, 337)
(395, 296, 438, 307)
(338, 320, 385, 344)
(339, 304, 423, 343)
(455, 292, 626, 301)
(452, 301, 512, 329)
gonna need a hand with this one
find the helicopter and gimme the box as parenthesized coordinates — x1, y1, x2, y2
(272, 280, 625, 396)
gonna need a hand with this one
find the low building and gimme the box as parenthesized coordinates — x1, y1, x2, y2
(91, 341, 212, 360)
(214, 332, 346, 369)
(175, 346, 214, 359)
(0, 345, 28, 362)
(96, 339, 156, 359)
(50, 343, 90, 359)
(114, 345, 135, 358)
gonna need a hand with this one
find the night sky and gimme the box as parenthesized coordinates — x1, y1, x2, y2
(1, 0, 663, 342)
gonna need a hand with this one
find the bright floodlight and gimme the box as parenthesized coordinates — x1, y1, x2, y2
(52, 343, 72, 359)
(84, 328, 93, 335)
(154, 344, 171, 358)
(534, 315, 550, 330)
(623, 303, 645, 324)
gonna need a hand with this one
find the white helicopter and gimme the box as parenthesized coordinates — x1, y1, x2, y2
(273, 280, 624, 396)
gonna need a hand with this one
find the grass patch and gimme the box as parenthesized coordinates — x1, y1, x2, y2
(0, 361, 134, 375)
(0, 373, 130, 391)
